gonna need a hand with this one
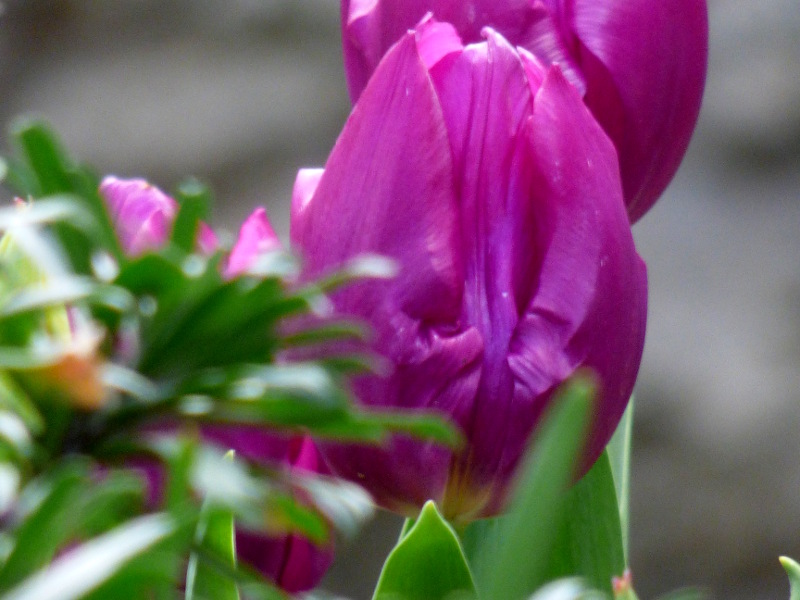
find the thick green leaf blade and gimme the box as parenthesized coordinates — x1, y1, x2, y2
(373, 500, 477, 600)
(545, 451, 625, 594)
(471, 376, 594, 600)
(186, 450, 240, 600)
(186, 508, 240, 600)
(781, 556, 800, 600)
(0, 465, 86, 589)
(3, 513, 177, 600)
(172, 179, 211, 253)
(607, 397, 634, 561)
(11, 120, 74, 196)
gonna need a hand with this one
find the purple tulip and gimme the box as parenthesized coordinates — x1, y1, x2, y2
(341, 0, 708, 221)
(99, 176, 218, 255)
(201, 431, 335, 593)
(292, 19, 647, 521)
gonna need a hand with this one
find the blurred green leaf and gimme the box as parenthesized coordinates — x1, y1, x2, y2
(76, 470, 145, 539)
(654, 589, 706, 600)
(782, 556, 800, 600)
(189, 447, 327, 544)
(527, 579, 599, 600)
(11, 120, 74, 196)
(0, 463, 87, 589)
(3, 513, 178, 600)
(282, 321, 370, 347)
(469, 376, 594, 600)
(295, 473, 374, 540)
(544, 452, 625, 594)
(172, 179, 211, 254)
(607, 398, 634, 561)
(373, 500, 476, 600)
(186, 513, 240, 600)
(0, 371, 44, 435)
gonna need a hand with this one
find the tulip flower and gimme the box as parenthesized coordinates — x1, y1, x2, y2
(99, 176, 218, 255)
(340, 0, 708, 221)
(292, 19, 647, 521)
(202, 431, 335, 593)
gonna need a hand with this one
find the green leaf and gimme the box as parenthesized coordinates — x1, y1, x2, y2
(607, 397, 634, 561)
(11, 120, 74, 196)
(654, 589, 706, 600)
(544, 451, 625, 594)
(172, 179, 211, 254)
(468, 376, 595, 600)
(373, 500, 477, 600)
(0, 463, 87, 590)
(781, 556, 800, 600)
(186, 450, 239, 600)
(75, 470, 145, 539)
(186, 494, 240, 600)
(0, 371, 44, 435)
(2, 513, 177, 600)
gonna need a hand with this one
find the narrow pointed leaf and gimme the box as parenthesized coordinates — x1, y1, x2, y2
(607, 397, 634, 560)
(172, 180, 210, 253)
(3, 513, 177, 600)
(0, 465, 86, 589)
(470, 376, 594, 600)
(372, 500, 477, 600)
(545, 451, 625, 594)
(781, 556, 800, 600)
(186, 508, 240, 600)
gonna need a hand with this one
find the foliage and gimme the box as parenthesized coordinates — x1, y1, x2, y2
(0, 121, 458, 599)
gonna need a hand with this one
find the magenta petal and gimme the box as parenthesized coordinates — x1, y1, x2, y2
(571, 0, 708, 221)
(99, 176, 177, 255)
(291, 31, 464, 322)
(343, 0, 543, 101)
(235, 529, 333, 594)
(224, 208, 282, 279)
(505, 64, 647, 476)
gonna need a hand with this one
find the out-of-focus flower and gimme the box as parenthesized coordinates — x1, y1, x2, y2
(292, 19, 647, 521)
(203, 431, 334, 593)
(223, 207, 282, 279)
(340, 0, 708, 221)
(99, 176, 217, 255)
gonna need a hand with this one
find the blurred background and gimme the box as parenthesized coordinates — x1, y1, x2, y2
(0, 1, 798, 598)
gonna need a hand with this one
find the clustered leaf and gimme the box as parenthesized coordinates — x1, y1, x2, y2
(0, 121, 459, 598)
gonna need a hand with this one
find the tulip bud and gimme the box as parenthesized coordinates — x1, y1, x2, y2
(201, 431, 335, 593)
(99, 176, 218, 255)
(292, 19, 647, 521)
(340, 0, 708, 221)
(223, 207, 282, 279)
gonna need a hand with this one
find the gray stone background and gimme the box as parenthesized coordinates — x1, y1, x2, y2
(0, 1, 798, 598)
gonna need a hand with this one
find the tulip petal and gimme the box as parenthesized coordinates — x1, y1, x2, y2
(501, 64, 647, 484)
(291, 31, 464, 323)
(343, 0, 544, 101)
(99, 176, 176, 255)
(224, 207, 281, 278)
(570, 0, 708, 220)
(293, 29, 488, 516)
